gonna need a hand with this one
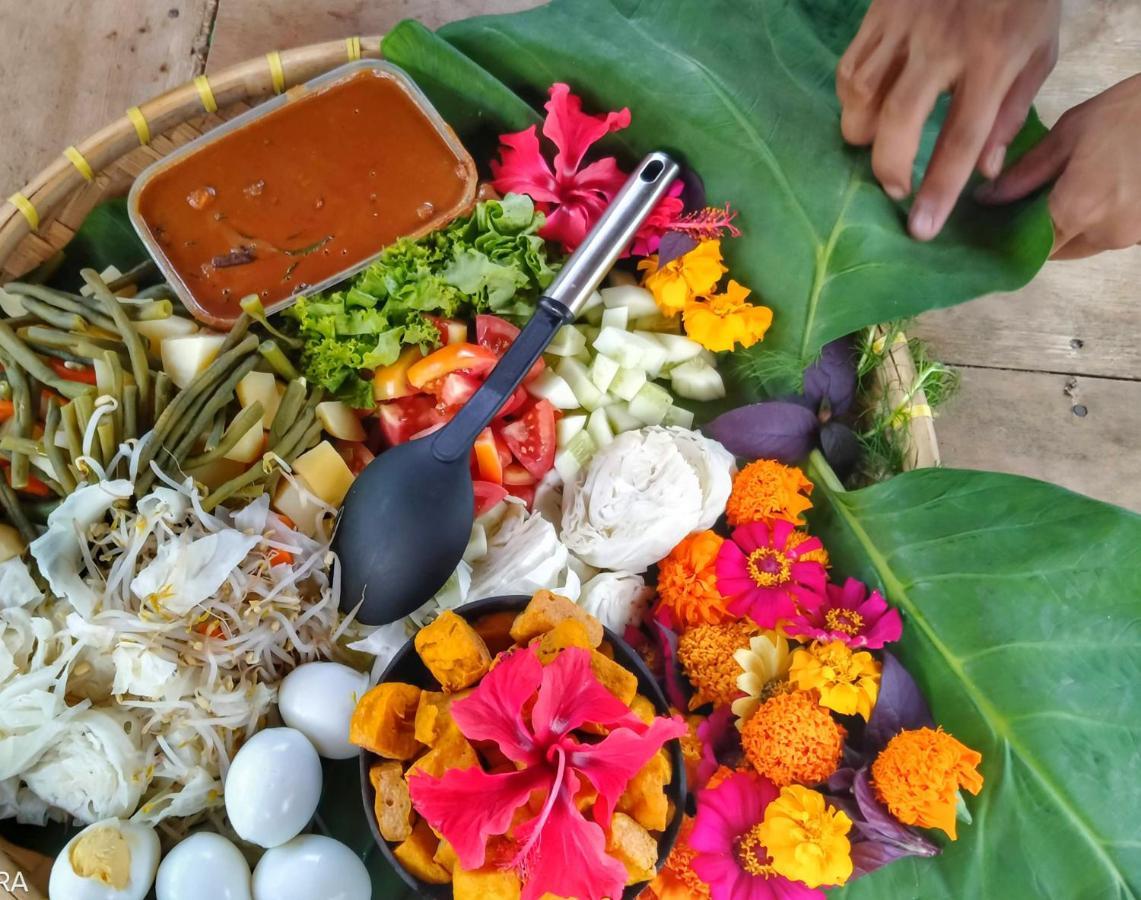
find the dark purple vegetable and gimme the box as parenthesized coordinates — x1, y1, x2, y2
(657, 231, 699, 266)
(820, 421, 862, 478)
(866, 652, 935, 752)
(705, 400, 818, 462)
(804, 337, 857, 416)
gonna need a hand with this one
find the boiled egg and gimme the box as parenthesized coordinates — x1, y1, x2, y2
(49, 818, 159, 900)
(278, 662, 369, 759)
(155, 832, 252, 900)
(251, 834, 371, 900)
(224, 727, 322, 848)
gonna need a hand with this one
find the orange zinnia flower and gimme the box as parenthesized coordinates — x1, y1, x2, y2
(657, 531, 733, 628)
(741, 690, 845, 787)
(683, 279, 773, 352)
(871, 727, 984, 840)
(727, 458, 815, 526)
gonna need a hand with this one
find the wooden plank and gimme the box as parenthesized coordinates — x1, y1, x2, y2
(0, 0, 214, 193)
(932, 365, 1141, 512)
(206, 0, 542, 72)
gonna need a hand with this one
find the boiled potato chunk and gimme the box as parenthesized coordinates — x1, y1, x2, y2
(236, 371, 282, 428)
(222, 420, 265, 464)
(134, 315, 199, 352)
(271, 478, 326, 536)
(0, 523, 25, 562)
(161, 334, 226, 389)
(316, 401, 366, 442)
(292, 441, 355, 507)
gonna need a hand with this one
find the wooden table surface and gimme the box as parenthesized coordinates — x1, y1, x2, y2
(1, 0, 1138, 509)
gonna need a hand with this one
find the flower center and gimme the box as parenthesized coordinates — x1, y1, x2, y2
(824, 608, 864, 636)
(734, 824, 777, 878)
(746, 547, 791, 588)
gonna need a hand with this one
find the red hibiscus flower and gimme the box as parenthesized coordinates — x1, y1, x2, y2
(408, 646, 687, 900)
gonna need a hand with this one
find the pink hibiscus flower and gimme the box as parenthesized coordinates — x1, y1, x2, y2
(715, 519, 828, 629)
(691, 771, 823, 900)
(408, 646, 686, 900)
(784, 577, 903, 649)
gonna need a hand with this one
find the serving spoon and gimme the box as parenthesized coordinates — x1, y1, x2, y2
(334, 151, 680, 625)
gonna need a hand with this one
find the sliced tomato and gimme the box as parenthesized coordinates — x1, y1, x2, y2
(435, 372, 482, 408)
(473, 428, 504, 484)
(335, 440, 375, 475)
(475, 314, 544, 382)
(377, 395, 448, 447)
(473, 480, 508, 517)
(372, 346, 425, 402)
(407, 343, 498, 390)
(505, 483, 536, 508)
(503, 463, 537, 486)
(495, 386, 529, 420)
(500, 400, 557, 479)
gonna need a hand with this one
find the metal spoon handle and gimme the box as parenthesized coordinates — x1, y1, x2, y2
(432, 151, 680, 464)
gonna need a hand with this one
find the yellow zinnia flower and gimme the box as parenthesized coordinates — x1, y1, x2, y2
(758, 784, 854, 888)
(730, 630, 791, 726)
(683, 279, 773, 352)
(638, 239, 727, 315)
(789, 640, 881, 720)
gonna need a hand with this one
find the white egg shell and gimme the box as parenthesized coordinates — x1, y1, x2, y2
(251, 835, 371, 900)
(224, 727, 322, 848)
(49, 818, 159, 900)
(156, 832, 252, 900)
(278, 662, 368, 759)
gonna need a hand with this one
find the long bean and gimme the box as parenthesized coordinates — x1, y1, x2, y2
(203, 409, 226, 453)
(1, 352, 32, 489)
(18, 297, 87, 331)
(134, 283, 173, 300)
(44, 401, 77, 494)
(0, 322, 87, 399)
(269, 378, 307, 446)
(153, 372, 174, 418)
(185, 401, 264, 469)
(0, 475, 36, 544)
(4, 283, 119, 333)
(202, 406, 316, 511)
(82, 269, 151, 414)
(104, 259, 157, 293)
(59, 400, 84, 473)
(240, 295, 301, 348)
(219, 312, 253, 354)
(163, 355, 260, 470)
(122, 384, 138, 444)
(258, 340, 300, 380)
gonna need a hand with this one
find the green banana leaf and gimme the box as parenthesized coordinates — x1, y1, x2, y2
(806, 453, 1141, 899)
(382, 0, 1055, 393)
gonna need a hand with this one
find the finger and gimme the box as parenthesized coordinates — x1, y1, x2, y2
(1050, 235, 1099, 259)
(869, 58, 948, 200)
(974, 127, 1072, 205)
(839, 37, 905, 146)
(1045, 164, 1090, 251)
(909, 76, 1009, 240)
(977, 44, 1058, 179)
(837, 6, 886, 90)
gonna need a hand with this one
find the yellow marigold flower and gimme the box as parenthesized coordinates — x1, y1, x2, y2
(790, 640, 881, 720)
(683, 279, 773, 352)
(787, 529, 829, 567)
(638, 239, 727, 315)
(871, 727, 984, 840)
(657, 531, 733, 628)
(677, 620, 757, 710)
(758, 784, 854, 888)
(727, 458, 815, 527)
(741, 690, 845, 787)
(644, 817, 711, 900)
(730, 631, 792, 727)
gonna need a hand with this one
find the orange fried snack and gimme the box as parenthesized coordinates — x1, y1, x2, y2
(472, 610, 518, 656)
(532, 619, 595, 664)
(509, 589, 604, 647)
(369, 760, 413, 842)
(433, 837, 459, 875)
(393, 820, 451, 884)
(415, 610, 492, 692)
(629, 694, 656, 726)
(413, 689, 471, 747)
(619, 749, 671, 831)
(453, 865, 522, 900)
(590, 649, 638, 705)
(350, 682, 422, 760)
(607, 811, 659, 884)
(407, 719, 480, 780)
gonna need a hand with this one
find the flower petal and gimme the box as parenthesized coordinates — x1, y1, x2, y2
(539, 203, 594, 252)
(542, 82, 631, 178)
(531, 647, 642, 743)
(489, 125, 560, 202)
(450, 647, 542, 764)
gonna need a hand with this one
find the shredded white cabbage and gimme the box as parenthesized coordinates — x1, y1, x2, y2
(0, 558, 41, 610)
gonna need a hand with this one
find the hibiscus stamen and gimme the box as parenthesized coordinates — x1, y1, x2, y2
(670, 203, 742, 240)
(503, 744, 567, 876)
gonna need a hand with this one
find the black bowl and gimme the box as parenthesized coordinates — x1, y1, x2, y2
(359, 595, 687, 898)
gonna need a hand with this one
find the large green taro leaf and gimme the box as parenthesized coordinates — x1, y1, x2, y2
(805, 454, 1141, 899)
(382, 0, 1054, 392)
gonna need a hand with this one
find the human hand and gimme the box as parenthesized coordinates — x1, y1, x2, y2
(976, 74, 1141, 259)
(836, 0, 1061, 241)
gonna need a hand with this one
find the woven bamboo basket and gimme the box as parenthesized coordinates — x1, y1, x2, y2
(0, 33, 940, 888)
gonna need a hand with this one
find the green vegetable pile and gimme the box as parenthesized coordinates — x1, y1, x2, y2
(285, 193, 558, 407)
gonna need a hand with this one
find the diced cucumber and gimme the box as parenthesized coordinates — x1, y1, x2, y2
(589, 354, 621, 393)
(547, 324, 588, 357)
(592, 327, 659, 369)
(632, 313, 679, 333)
(632, 333, 669, 378)
(579, 324, 600, 344)
(556, 357, 606, 411)
(555, 430, 597, 481)
(556, 414, 588, 447)
(600, 306, 629, 331)
(578, 289, 604, 318)
(586, 408, 615, 448)
(605, 402, 644, 434)
(651, 332, 704, 365)
(572, 348, 594, 366)
(600, 284, 659, 318)
(583, 305, 606, 326)
(528, 369, 580, 409)
(663, 404, 695, 429)
(606, 268, 639, 288)
(628, 382, 674, 425)
(670, 358, 727, 401)
(610, 366, 647, 402)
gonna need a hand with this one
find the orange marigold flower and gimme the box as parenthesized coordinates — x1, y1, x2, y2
(677, 620, 757, 710)
(871, 727, 984, 840)
(741, 690, 845, 787)
(657, 531, 733, 627)
(644, 817, 711, 900)
(726, 459, 815, 527)
(679, 714, 706, 790)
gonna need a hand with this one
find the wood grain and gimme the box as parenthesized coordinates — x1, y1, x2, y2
(0, 0, 213, 192)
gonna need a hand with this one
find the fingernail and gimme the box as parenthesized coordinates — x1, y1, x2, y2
(884, 183, 908, 201)
(983, 144, 1007, 179)
(909, 201, 938, 241)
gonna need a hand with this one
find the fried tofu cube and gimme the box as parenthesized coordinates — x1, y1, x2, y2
(433, 837, 459, 875)
(607, 812, 659, 884)
(369, 760, 413, 841)
(472, 610, 518, 656)
(415, 610, 492, 692)
(453, 865, 522, 900)
(629, 694, 656, 725)
(509, 590, 603, 647)
(414, 690, 472, 747)
(590, 649, 638, 705)
(618, 749, 671, 831)
(394, 820, 451, 884)
(533, 619, 594, 664)
(350, 682, 422, 760)
(407, 722, 480, 780)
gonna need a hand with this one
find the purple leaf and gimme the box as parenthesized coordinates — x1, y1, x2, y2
(705, 401, 819, 462)
(865, 652, 935, 753)
(658, 231, 699, 266)
(852, 768, 939, 857)
(850, 839, 926, 880)
(696, 706, 741, 789)
(820, 421, 862, 479)
(649, 618, 690, 712)
(827, 766, 857, 793)
(803, 337, 857, 416)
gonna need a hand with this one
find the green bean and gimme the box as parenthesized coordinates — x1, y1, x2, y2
(219, 313, 253, 354)
(269, 379, 307, 446)
(202, 459, 277, 511)
(117, 298, 172, 321)
(161, 355, 260, 474)
(0, 322, 87, 399)
(133, 283, 173, 300)
(96, 415, 116, 463)
(104, 259, 157, 293)
(44, 401, 77, 494)
(240, 294, 301, 348)
(3, 283, 118, 333)
(0, 435, 42, 456)
(21, 325, 120, 355)
(274, 407, 318, 462)
(18, 297, 88, 331)
(1, 353, 32, 489)
(203, 409, 226, 453)
(72, 392, 97, 474)
(81, 269, 151, 413)
(98, 350, 125, 444)
(122, 384, 138, 445)
(202, 407, 315, 511)
(153, 372, 174, 420)
(59, 400, 84, 469)
(258, 340, 300, 380)
(0, 475, 37, 544)
(185, 401, 264, 469)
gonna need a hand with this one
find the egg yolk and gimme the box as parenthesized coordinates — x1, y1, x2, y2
(69, 826, 131, 889)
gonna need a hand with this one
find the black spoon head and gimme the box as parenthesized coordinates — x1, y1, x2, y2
(332, 436, 473, 625)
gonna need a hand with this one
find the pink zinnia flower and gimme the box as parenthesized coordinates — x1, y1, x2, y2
(690, 771, 824, 900)
(784, 577, 903, 649)
(715, 519, 827, 628)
